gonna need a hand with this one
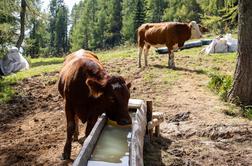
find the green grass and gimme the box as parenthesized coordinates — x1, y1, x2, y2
(0, 42, 250, 121)
(242, 106, 252, 120)
(0, 57, 64, 103)
(29, 57, 64, 67)
(175, 46, 237, 76)
(1, 43, 250, 120)
(96, 45, 136, 62)
(208, 73, 233, 101)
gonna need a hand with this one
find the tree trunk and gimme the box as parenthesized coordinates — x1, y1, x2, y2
(228, 0, 252, 105)
(16, 0, 27, 49)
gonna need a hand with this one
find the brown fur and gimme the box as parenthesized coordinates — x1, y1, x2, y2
(58, 49, 132, 160)
(138, 22, 191, 51)
(137, 22, 201, 68)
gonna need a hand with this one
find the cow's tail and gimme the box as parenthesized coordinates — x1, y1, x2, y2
(58, 75, 65, 98)
(137, 27, 145, 48)
(137, 30, 144, 48)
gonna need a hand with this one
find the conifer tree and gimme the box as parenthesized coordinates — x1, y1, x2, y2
(133, 0, 146, 42)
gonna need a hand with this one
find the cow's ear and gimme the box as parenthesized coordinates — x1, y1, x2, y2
(86, 78, 105, 98)
(126, 82, 131, 89)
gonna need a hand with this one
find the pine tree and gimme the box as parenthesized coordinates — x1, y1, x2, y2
(55, 4, 68, 55)
(70, 0, 90, 51)
(199, 0, 237, 33)
(133, 0, 146, 42)
(122, 0, 137, 42)
(48, 0, 68, 55)
(105, 0, 123, 47)
(49, 0, 57, 54)
(146, 0, 165, 23)
(0, 0, 18, 57)
(163, 0, 201, 22)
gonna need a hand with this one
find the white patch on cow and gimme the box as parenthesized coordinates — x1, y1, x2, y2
(190, 21, 202, 39)
(112, 82, 122, 90)
(75, 49, 86, 58)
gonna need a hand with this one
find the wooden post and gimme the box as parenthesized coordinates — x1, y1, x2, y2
(154, 125, 160, 137)
(146, 101, 153, 136)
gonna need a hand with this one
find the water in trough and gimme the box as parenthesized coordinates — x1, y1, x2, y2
(87, 114, 134, 166)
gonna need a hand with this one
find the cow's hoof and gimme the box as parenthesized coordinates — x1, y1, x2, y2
(168, 65, 176, 69)
(61, 153, 70, 160)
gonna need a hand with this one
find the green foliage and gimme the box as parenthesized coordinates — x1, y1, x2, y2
(0, 82, 15, 103)
(48, 0, 69, 55)
(0, 0, 19, 57)
(122, 0, 137, 42)
(71, 0, 124, 50)
(107, 0, 123, 47)
(146, 0, 165, 23)
(133, 0, 146, 41)
(241, 106, 252, 120)
(25, 18, 50, 57)
(0, 0, 240, 54)
(200, 0, 238, 33)
(55, 4, 68, 54)
(208, 73, 233, 101)
(69, 0, 238, 47)
(201, 15, 223, 34)
(162, 0, 201, 22)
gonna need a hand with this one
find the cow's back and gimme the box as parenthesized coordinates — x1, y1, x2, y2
(138, 22, 191, 46)
(58, 49, 105, 103)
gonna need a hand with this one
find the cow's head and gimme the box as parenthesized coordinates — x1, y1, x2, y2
(189, 21, 202, 39)
(86, 76, 132, 125)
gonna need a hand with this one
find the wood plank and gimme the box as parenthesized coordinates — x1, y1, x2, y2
(73, 114, 107, 166)
(130, 100, 147, 166)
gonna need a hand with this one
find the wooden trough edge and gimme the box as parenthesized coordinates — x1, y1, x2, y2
(73, 114, 107, 166)
(130, 99, 147, 166)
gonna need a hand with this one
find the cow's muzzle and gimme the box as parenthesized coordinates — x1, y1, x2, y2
(117, 118, 132, 125)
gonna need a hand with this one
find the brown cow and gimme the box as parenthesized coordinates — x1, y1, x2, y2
(58, 49, 132, 160)
(137, 21, 202, 68)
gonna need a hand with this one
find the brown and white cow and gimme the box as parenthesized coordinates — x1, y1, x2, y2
(58, 49, 132, 160)
(137, 21, 202, 68)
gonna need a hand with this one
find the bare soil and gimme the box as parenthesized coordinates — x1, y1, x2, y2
(0, 52, 251, 166)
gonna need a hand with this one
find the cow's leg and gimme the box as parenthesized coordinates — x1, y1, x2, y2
(85, 116, 99, 136)
(73, 115, 79, 141)
(61, 101, 75, 160)
(144, 45, 150, 67)
(168, 50, 175, 69)
(138, 46, 143, 68)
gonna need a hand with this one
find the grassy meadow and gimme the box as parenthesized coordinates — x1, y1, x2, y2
(1, 42, 250, 119)
(0, 45, 237, 102)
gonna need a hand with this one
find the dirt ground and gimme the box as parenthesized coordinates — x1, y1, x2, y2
(0, 51, 251, 166)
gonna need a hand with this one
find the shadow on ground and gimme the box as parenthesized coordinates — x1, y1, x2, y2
(144, 136, 172, 166)
(153, 64, 207, 75)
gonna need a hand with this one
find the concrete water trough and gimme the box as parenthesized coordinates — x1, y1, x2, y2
(73, 99, 164, 166)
